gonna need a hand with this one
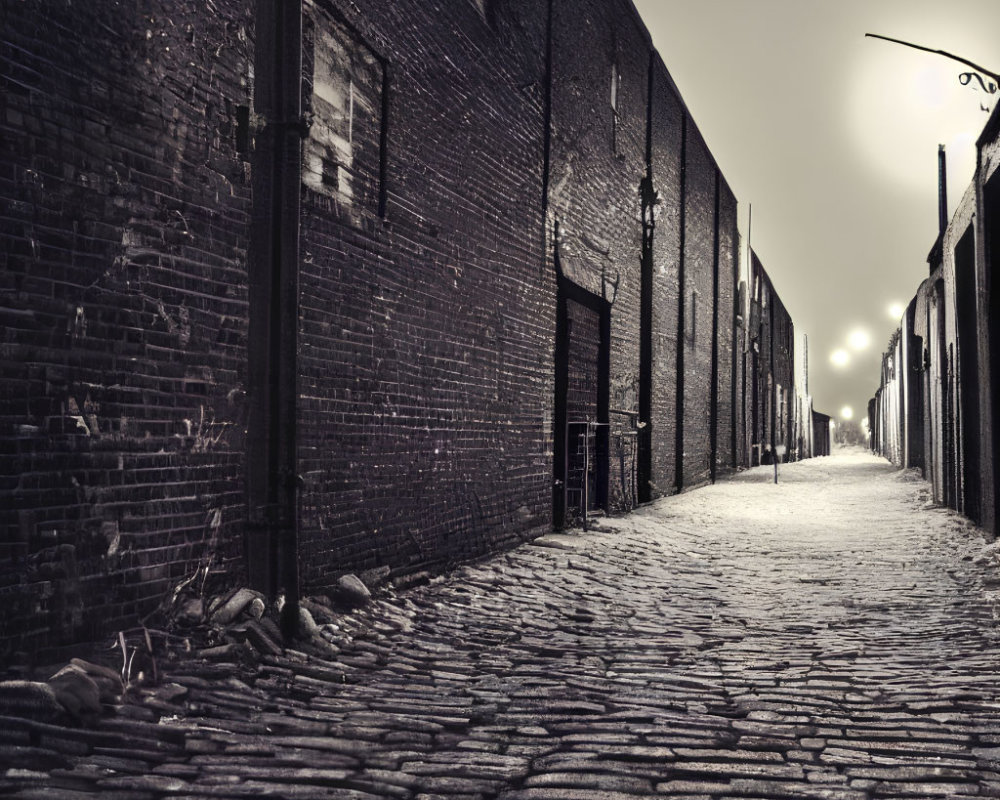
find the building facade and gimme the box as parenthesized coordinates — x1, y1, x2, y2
(870, 108, 1000, 540)
(2, 0, 812, 660)
(743, 251, 796, 467)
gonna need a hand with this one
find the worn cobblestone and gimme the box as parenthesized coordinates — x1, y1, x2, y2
(5, 452, 1000, 798)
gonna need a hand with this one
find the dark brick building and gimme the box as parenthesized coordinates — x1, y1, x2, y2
(812, 410, 832, 458)
(743, 251, 795, 466)
(2, 0, 771, 660)
(981, 112, 1000, 539)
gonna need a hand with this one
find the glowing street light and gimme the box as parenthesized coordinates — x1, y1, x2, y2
(888, 301, 905, 319)
(840, 405, 854, 420)
(830, 349, 850, 367)
(848, 328, 871, 350)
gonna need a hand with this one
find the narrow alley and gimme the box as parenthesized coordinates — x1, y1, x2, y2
(6, 450, 1000, 799)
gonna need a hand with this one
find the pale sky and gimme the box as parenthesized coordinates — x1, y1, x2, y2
(634, 0, 1000, 425)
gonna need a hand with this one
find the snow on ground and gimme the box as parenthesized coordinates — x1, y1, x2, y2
(7, 446, 1000, 798)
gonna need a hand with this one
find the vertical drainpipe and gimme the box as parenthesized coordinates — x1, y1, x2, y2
(268, 0, 303, 641)
(938, 144, 948, 237)
(543, 0, 557, 524)
(541, 0, 553, 226)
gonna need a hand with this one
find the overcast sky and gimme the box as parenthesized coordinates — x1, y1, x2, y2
(634, 0, 1000, 425)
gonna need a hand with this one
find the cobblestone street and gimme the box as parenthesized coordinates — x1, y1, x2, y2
(7, 450, 1000, 799)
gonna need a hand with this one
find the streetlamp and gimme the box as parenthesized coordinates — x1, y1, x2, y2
(865, 34, 1000, 97)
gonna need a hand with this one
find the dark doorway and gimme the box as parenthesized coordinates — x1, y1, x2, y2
(954, 225, 980, 522)
(906, 316, 925, 472)
(553, 276, 609, 529)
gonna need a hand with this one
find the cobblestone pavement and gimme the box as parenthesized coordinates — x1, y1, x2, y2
(7, 450, 1000, 799)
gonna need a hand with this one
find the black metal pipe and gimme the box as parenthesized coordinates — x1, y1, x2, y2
(939, 144, 948, 236)
(269, 0, 303, 642)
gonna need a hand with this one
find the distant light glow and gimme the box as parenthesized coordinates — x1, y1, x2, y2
(888, 302, 905, 319)
(830, 349, 850, 367)
(862, 417, 869, 429)
(840, 405, 854, 420)
(848, 329, 871, 351)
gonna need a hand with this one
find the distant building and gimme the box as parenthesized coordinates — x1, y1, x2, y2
(812, 411, 832, 458)
(743, 251, 795, 466)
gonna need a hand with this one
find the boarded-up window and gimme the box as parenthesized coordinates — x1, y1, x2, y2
(302, 0, 385, 217)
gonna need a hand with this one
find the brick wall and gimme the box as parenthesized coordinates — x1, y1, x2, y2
(648, 59, 683, 498)
(549, 7, 738, 502)
(746, 251, 795, 465)
(716, 183, 739, 475)
(548, 0, 647, 416)
(2, 0, 802, 658)
(679, 125, 716, 489)
(291, 0, 552, 587)
(1, 0, 254, 661)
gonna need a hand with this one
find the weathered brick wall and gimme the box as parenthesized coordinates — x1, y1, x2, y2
(717, 184, 739, 474)
(679, 125, 717, 489)
(648, 59, 683, 497)
(548, 8, 736, 500)
(2, 0, 796, 659)
(548, 0, 648, 426)
(293, 0, 552, 585)
(746, 250, 795, 465)
(1, 0, 254, 661)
